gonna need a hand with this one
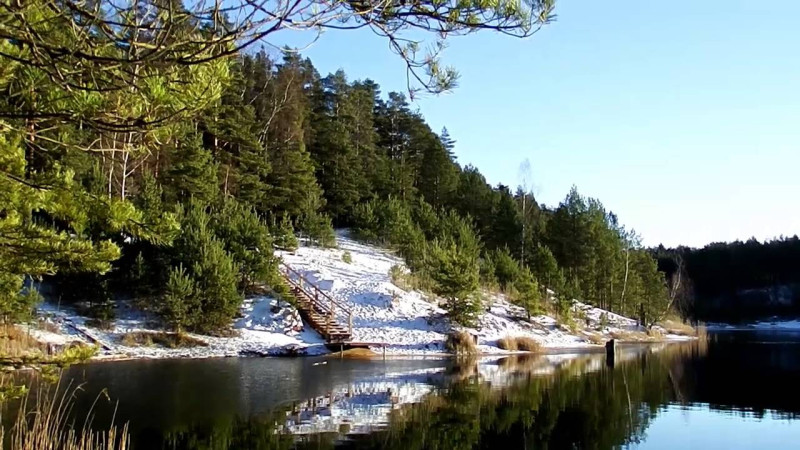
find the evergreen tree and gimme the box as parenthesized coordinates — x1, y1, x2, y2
(163, 264, 195, 333)
(211, 199, 280, 292)
(309, 70, 363, 222)
(172, 202, 242, 333)
(427, 212, 482, 326)
(514, 267, 541, 319)
(163, 131, 219, 205)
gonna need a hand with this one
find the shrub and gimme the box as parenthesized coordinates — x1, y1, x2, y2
(172, 202, 242, 334)
(515, 336, 542, 352)
(120, 332, 153, 347)
(84, 303, 115, 330)
(389, 265, 434, 293)
(342, 251, 353, 264)
(162, 264, 195, 333)
(426, 215, 481, 326)
(120, 331, 207, 349)
(272, 215, 299, 251)
(445, 330, 478, 355)
(492, 247, 520, 289)
(598, 312, 610, 330)
(479, 254, 499, 288)
(513, 267, 541, 319)
(497, 336, 518, 351)
(299, 210, 336, 248)
(211, 199, 280, 292)
(498, 336, 542, 353)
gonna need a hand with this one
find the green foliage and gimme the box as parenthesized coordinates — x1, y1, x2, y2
(0, 1, 672, 337)
(492, 247, 521, 289)
(272, 215, 299, 251)
(163, 265, 195, 333)
(479, 255, 499, 288)
(342, 251, 353, 264)
(172, 202, 242, 333)
(426, 214, 481, 326)
(299, 210, 336, 248)
(211, 199, 280, 292)
(164, 131, 220, 205)
(513, 267, 541, 318)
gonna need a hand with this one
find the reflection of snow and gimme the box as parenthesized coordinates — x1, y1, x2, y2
(276, 347, 667, 439)
(280, 381, 435, 435)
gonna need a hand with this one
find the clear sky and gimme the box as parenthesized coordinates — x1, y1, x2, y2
(272, 0, 800, 248)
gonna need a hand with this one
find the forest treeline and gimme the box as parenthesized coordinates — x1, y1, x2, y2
(0, 0, 675, 334)
(655, 237, 800, 322)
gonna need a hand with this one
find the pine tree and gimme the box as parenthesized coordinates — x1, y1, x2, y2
(514, 267, 541, 319)
(417, 128, 459, 208)
(211, 199, 280, 292)
(254, 53, 324, 222)
(163, 264, 195, 333)
(427, 212, 482, 326)
(492, 246, 521, 289)
(163, 131, 219, 205)
(172, 202, 242, 333)
(309, 70, 363, 222)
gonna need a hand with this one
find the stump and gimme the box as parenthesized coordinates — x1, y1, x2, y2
(605, 339, 616, 368)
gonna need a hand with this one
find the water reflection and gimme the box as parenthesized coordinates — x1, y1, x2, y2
(55, 333, 800, 449)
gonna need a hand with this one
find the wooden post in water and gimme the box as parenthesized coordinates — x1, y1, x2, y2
(605, 339, 616, 368)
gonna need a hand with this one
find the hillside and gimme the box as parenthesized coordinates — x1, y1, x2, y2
(28, 232, 691, 359)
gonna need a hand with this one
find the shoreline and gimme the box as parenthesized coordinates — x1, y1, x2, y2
(70, 338, 694, 365)
(24, 232, 698, 365)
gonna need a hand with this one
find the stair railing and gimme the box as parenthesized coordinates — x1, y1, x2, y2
(280, 262, 353, 336)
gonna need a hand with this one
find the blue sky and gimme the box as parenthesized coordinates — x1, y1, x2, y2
(272, 0, 800, 248)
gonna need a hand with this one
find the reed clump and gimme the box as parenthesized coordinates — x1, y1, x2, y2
(119, 331, 207, 349)
(497, 336, 542, 353)
(1, 378, 130, 450)
(445, 331, 478, 355)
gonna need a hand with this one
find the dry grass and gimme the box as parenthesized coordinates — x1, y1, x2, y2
(696, 324, 708, 340)
(0, 326, 48, 358)
(445, 331, 478, 355)
(610, 329, 649, 342)
(84, 318, 114, 331)
(388, 265, 435, 293)
(1, 378, 130, 449)
(647, 328, 664, 339)
(325, 347, 377, 359)
(497, 336, 518, 351)
(660, 319, 696, 337)
(515, 337, 542, 352)
(497, 336, 542, 353)
(583, 332, 606, 345)
(35, 320, 60, 334)
(119, 332, 207, 349)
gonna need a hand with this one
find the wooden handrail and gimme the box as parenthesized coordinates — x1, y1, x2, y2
(279, 262, 352, 335)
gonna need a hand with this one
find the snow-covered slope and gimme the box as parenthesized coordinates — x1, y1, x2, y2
(277, 230, 660, 354)
(31, 230, 688, 359)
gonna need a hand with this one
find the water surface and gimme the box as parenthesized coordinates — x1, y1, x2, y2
(56, 332, 800, 449)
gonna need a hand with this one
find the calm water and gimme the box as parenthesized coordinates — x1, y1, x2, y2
(41, 332, 800, 448)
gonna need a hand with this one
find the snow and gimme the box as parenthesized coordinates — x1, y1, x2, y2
(29, 229, 692, 359)
(707, 319, 800, 331)
(35, 297, 327, 359)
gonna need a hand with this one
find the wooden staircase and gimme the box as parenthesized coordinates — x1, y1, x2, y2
(280, 263, 353, 343)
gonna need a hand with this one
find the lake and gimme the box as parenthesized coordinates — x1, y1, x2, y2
(44, 332, 800, 448)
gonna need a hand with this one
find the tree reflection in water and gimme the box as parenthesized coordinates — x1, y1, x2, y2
(157, 342, 720, 450)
